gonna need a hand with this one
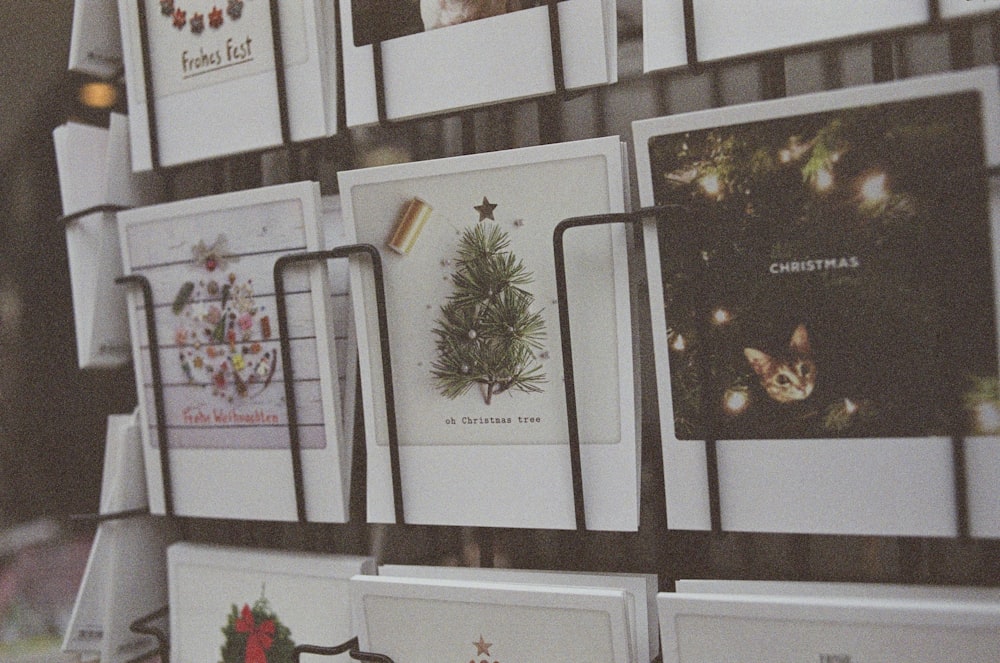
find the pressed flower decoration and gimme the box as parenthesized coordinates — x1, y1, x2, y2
(159, 0, 243, 33)
(172, 235, 277, 402)
(219, 592, 295, 663)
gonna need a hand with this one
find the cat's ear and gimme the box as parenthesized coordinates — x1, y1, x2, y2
(744, 347, 773, 376)
(789, 324, 810, 354)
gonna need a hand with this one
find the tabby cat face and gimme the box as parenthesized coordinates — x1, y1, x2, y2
(743, 324, 816, 404)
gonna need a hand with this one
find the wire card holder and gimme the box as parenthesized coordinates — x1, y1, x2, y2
(553, 206, 972, 538)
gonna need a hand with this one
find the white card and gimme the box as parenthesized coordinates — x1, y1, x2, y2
(70, 0, 124, 78)
(119, 181, 349, 522)
(64, 411, 175, 663)
(674, 579, 1000, 603)
(379, 564, 659, 663)
(53, 122, 111, 216)
(340, 0, 615, 125)
(338, 136, 637, 530)
(939, 0, 1000, 19)
(168, 543, 375, 663)
(633, 67, 1000, 536)
(657, 591, 1000, 663)
(642, 0, 930, 73)
(352, 575, 633, 663)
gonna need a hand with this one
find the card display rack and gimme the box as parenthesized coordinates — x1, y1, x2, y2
(46, 4, 1000, 661)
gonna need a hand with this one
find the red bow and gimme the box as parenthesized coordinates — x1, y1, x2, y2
(235, 604, 275, 663)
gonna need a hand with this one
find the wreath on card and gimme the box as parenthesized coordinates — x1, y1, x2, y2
(159, 0, 244, 34)
(172, 235, 277, 402)
(219, 593, 295, 663)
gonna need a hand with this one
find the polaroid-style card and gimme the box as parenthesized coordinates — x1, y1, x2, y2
(339, 136, 636, 530)
(168, 543, 376, 663)
(657, 591, 1000, 663)
(379, 565, 658, 663)
(340, 0, 615, 125)
(119, 181, 350, 522)
(633, 66, 1000, 536)
(70, 0, 123, 78)
(117, 0, 284, 169)
(53, 122, 111, 216)
(643, 0, 929, 73)
(352, 576, 633, 663)
(64, 411, 176, 663)
(940, 0, 1000, 20)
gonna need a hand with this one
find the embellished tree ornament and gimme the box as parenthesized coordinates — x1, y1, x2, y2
(431, 222, 546, 405)
(219, 592, 295, 663)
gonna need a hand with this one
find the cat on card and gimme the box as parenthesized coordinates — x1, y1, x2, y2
(420, 0, 524, 29)
(744, 323, 817, 404)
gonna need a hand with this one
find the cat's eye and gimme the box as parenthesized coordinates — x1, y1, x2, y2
(799, 365, 810, 376)
(777, 375, 790, 385)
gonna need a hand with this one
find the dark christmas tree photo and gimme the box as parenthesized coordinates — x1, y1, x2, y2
(648, 91, 999, 440)
(431, 222, 547, 405)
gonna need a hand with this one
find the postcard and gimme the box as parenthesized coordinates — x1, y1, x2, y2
(70, 0, 123, 78)
(119, 181, 350, 522)
(379, 564, 659, 663)
(340, 0, 615, 124)
(674, 579, 1000, 603)
(633, 67, 1000, 535)
(63, 411, 176, 663)
(351, 576, 633, 663)
(643, 0, 929, 73)
(339, 136, 637, 530)
(168, 543, 375, 663)
(657, 591, 1000, 662)
(939, 0, 1000, 19)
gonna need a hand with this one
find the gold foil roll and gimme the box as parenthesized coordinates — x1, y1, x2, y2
(387, 197, 432, 254)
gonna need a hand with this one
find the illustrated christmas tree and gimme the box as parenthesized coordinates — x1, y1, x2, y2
(431, 222, 546, 405)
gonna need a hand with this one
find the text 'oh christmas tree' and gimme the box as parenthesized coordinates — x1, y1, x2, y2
(431, 222, 546, 405)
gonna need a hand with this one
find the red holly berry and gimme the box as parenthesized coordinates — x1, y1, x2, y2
(172, 8, 187, 28)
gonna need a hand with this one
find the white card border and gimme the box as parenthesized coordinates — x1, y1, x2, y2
(339, 0, 615, 125)
(633, 66, 1000, 535)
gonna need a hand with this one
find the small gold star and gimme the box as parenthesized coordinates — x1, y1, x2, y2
(473, 635, 492, 656)
(474, 197, 497, 222)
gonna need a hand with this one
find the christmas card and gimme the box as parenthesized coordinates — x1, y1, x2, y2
(118, 181, 350, 522)
(167, 543, 375, 663)
(657, 591, 1000, 663)
(54, 115, 164, 369)
(633, 66, 1000, 536)
(338, 136, 637, 530)
(351, 575, 634, 663)
(117, 0, 337, 169)
(379, 565, 659, 663)
(63, 410, 176, 663)
(643, 0, 929, 73)
(340, 0, 616, 124)
(70, 0, 123, 78)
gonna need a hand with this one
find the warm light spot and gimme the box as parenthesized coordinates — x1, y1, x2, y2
(843, 398, 858, 415)
(814, 167, 834, 192)
(860, 172, 889, 203)
(779, 149, 792, 163)
(670, 333, 686, 352)
(724, 388, 749, 415)
(711, 308, 731, 325)
(79, 81, 118, 109)
(699, 173, 722, 198)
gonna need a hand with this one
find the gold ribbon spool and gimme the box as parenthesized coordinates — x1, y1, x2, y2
(387, 197, 433, 254)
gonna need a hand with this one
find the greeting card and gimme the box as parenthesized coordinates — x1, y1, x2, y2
(633, 67, 1000, 536)
(674, 579, 1000, 603)
(657, 591, 1000, 662)
(118, 181, 350, 521)
(642, 0, 929, 73)
(63, 411, 176, 663)
(340, 0, 616, 124)
(54, 114, 164, 369)
(70, 0, 123, 77)
(168, 543, 375, 663)
(379, 565, 658, 663)
(351, 576, 633, 663)
(339, 137, 637, 530)
(939, 0, 1000, 20)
